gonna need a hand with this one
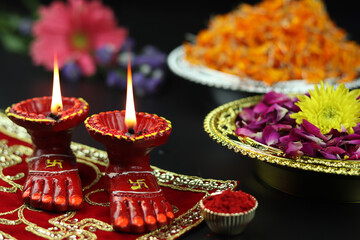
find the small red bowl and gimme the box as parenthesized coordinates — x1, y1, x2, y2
(199, 191, 258, 235)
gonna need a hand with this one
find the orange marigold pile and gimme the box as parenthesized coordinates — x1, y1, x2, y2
(183, 0, 360, 85)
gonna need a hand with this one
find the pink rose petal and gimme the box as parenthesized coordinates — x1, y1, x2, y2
(235, 127, 255, 137)
(343, 134, 360, 140)
(319, 151, 339, 160)
(293, 128, 326, 146)
(265, 104, 288, 122)
(263, 92, 290, 105)
(238, 108, 254, 122)
(235, 91, 360, 160)
(253, 102, 268, 115)
(326, 137, 342, 147)
(342, 139, 360, 145)
(285, 141, 303, 156)
(302, 119, 331, 141)
(263, 125, 280, 146)
(323, 146, 347, 155)
(246, 118, 268, 130)
(272, 124, 293, 132)
(301, 142, 321, 157)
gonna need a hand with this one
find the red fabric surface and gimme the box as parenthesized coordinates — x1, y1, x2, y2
(0, 130, 238, 239)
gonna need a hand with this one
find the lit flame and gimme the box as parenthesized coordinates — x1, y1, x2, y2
(50, 51, 63, 116)
(125, 54, 137, 130)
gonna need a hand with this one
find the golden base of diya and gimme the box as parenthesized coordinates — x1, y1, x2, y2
(204, 96, 360, 202)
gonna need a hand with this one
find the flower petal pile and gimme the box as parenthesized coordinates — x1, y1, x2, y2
(184, 0, 360, 85)
(235, 90, 360, 160)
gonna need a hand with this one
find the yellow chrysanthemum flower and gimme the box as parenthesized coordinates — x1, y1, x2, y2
(290, 83, 360, 134)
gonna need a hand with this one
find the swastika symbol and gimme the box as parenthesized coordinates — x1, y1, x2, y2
(46, 159, 63, 168)
(129, 179, 148, 190)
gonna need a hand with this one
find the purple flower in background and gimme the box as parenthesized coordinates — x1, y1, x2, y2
(61, 61, 82, 82)
(132, 45, 167, 68)
(96, 45, 115, 65)
(117, 38, 136, 67)
(138, 64, 152, 76)
(106, 70, 126, 88)
(132, 72, 147, 96)
(120, 37, 136, 51)
(145, 78, 162, 94)
(117, 51, 136, 68)
(18, 18, 33, 36)
(95, 37, 168, 95)
(130, 69, 165, 96)
(145, 69, 164, 93)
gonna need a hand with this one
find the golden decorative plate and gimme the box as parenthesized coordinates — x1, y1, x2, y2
(204, 95, 360, 202)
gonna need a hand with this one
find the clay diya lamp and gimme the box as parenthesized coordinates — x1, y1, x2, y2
(85, 111, 173, 232)
(85, 59, 174, 233)
(5, 57, 89, 211)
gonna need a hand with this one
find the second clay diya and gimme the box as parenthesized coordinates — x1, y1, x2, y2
(85, 110, 174, 233)
(6, 96, 89, 211)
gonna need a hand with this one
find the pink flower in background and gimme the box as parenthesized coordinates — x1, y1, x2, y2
(30, 0, 127, 76)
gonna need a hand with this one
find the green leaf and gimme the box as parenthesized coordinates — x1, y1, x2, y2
(0, 33, 28, 53)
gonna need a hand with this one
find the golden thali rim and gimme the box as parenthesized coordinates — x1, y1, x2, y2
(203, 95, 360, 176)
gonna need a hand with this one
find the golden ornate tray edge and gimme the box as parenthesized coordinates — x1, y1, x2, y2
(0, 111, 238, 240)
(203, 96, 360, 176)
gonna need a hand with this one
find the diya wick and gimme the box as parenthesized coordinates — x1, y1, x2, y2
(6, 53, 89, 211)
(85, 56, 174, 233)
(49, 112, 62, 121)
(125, 127, 135, 136)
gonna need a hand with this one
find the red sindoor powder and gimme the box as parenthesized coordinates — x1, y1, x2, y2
(203, 190, 256, 213)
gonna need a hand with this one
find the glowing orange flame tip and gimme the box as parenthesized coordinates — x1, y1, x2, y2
(125, 54, 137, 131)
(51, 51, 63, 116)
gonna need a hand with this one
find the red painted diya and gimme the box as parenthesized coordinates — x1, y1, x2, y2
(85, 110, 174, 233)
(6, 96, 89, 211)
